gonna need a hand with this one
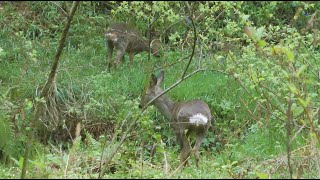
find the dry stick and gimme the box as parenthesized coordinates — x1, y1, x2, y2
(142, 14, 158, 89)
(152, 54, 191, 73)
(98, 111, 135, 177)
(290, 124, 305, 144)
(141, 68, 204, 112)
(203, 9, 225, 33)
(98, 111, 130, 176)
(314, 137, 320, 177)
(162, 139, 169, 175)
(140, 140, 145, 178)
(140, 12, 159, 177)
(20, 1, 80, 179)
(239, 97, 259, 122)
(286, 93, 293, 178)
(181, 2, 197, 79)
(168, 156, 191, 177)
(49, 1, 68, 17)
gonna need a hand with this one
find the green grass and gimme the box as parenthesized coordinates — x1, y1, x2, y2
(0, 32, 285, 178)
(0, 3, 317, 178)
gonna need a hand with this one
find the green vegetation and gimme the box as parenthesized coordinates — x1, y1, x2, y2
(0, 1, 319, 179)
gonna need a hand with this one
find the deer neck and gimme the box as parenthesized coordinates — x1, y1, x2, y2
(129, 38, 148, 54)
(153, 94, 175, 121)
(143, 39, 151, 52)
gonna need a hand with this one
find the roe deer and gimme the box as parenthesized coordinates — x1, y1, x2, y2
(139, 71, 212, 168)
(105, 22, 160, 69)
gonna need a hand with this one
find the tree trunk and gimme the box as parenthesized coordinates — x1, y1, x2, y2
(21, 1, 80, 178)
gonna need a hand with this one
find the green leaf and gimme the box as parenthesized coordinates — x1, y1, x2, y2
(293, 106, 304, 117)
(242, 14, 250, 22)
(244, 26, 255, 40)
(288, 83, 297, 94)
(231, 161, 238, 166)
(19, 157, 24, 169)
(152, 133, 161, 141)
(258, 40, 267, 47)
(256, 172, 268, 179)
(285, 49, 294, 61)
(298, 97, 310, 108)
(256, 27, 265, 40)
(295, 65, 308, 77)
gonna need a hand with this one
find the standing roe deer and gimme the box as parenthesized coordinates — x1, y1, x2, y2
(139, 71, 212, 168)
(105, 22, 160, 69)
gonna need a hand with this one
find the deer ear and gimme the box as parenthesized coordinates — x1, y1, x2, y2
(150, 74, 158, 87)
(157, 71, 164, 86)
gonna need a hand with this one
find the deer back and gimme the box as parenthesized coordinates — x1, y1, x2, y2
(172, 100, 212, 130)
(106, 22, 160, 56)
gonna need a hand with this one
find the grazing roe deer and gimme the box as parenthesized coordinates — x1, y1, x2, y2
(139, 71, 212, 168)
(105, 22, 160, 69)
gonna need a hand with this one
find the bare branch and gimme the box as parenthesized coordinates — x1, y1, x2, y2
(141, 68, 204, 111)
(181, 2, 197, 79)
(49, 1, 68, 17)
(21, 1, 80, 179)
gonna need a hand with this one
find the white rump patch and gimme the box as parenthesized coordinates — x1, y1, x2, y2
(189, 113, 208, 125)
(105, 32, 118, 41)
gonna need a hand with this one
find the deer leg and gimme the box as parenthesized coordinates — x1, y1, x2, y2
(107, 41, 114, 69)
(128, 52, 134, 67)
(193, 131, 207, 168)
(174, 126, 191, 167)
(113, 38, 128, 68)
(178, 132, 191, 167)
(121, 56, 125, 63)
(114, 48, 126, 69)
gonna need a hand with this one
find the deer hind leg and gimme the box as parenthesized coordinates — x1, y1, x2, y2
(193, 130, 208, 168)
(176, 131, 191, 167)
(107, 40, 114, 69)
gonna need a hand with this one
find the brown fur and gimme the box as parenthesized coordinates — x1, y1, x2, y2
(105, 22, 160, 69)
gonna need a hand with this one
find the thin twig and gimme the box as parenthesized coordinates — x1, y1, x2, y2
(181, 2, 197, 79)
(162, 139, 169, 175)
(152, 54, 191, 73)
(168, 156, 190, 177)
(141, 68, 204, 111)
(49, 1, 68, 17)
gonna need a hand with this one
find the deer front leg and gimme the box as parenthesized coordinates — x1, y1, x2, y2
(128, 52, 135, 67)
(107, 41, 114, 69)
(114, 48, 126, 69)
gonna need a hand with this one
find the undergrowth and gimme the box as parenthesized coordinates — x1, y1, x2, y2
(0, 1, 319, 179)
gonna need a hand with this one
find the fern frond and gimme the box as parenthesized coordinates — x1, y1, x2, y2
(0, 112, 15, 160)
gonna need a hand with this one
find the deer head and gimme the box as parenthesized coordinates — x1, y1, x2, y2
(139, 71, 164, 107)
(150, 39, 161, 57)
